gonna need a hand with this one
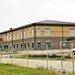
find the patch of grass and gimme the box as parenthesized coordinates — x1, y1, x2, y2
(14, 55, 72, 61)
(14, 55, 60, 59)
(0, 63, 66, 75)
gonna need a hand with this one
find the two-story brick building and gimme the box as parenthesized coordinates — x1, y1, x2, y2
(0, 20, 75, 51)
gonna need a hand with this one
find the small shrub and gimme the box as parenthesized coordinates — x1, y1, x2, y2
(40, 66, 44, 70)
(36, 65, 40, 70)
(36, 65, 45, 70)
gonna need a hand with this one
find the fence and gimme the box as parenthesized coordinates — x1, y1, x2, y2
(0, 41, 75, 74)
(60, 41, 75, 75)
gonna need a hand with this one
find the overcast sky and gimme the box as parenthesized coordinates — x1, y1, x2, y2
(0, 0, 75, 32)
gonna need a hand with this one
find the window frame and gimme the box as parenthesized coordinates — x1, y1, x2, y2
(70, 29, 74, 35)
(45, 28, 50, 35)
(16, 33, 18, 38)
(32, 29, 34, 36)
(28, 30, 29, 36)
(7, 35, 8, 40)
(24, 43, 26, 48)
(10, 34, 12, 40)
(27, 42, 29, 48)
(37, 42, 41, 47)
(37, 28, 40, 36)
(32, 42, 34, 48)
(21, 43, 22, 48)
(17, 44, 18, 49)
(24, 31, 26, 37)
(45, 41, 51, 47)
(20, 32, 22, 38)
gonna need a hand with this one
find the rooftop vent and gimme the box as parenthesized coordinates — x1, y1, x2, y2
(10, 28, 13, 30)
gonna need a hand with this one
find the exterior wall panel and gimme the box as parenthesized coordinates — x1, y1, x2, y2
(63, 26, 75, 37)
(36, 25, 62, 37)
(23, 26, 34, 38)
(35, 37, 62, 49)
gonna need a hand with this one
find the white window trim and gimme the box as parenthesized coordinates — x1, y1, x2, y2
(7, 35, 8, 40)
(10, 34, 11, 40)
(4, 35, 6, 41)
(70, 29, 74, 35)
(45, 41, 51, 47)
(28, 30, 29, 36)
(20, 32, 22, 38)
(45, 28, 50, 35)
(32, 29, 34, 36)
(24, 31, 26, 37)
(14, 33, 15, 39)
(37, 28, 40, 35)
(17, 33, 18, 38)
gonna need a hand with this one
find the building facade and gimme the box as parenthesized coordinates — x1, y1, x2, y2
(0, 20, 75, 51)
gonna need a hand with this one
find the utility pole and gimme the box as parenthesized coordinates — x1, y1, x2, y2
(60, 41, 63, 70)
(72, 43, 74, 75)
(46, 44, 49, 70)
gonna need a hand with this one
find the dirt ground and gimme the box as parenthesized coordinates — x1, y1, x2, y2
(0, 49, 73, 57)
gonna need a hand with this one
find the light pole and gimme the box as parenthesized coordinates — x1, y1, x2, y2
(72, 43, 74, 75)
(60, 41, 63, 70)
(0, 46, 1, 63)
(11, 46, 13, 64)
(46, 44, 49, 70)
(26, 44, 29, 67)
(0, 37, 3, 63)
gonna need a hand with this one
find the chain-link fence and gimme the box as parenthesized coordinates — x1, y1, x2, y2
(60, 41, 75, 75)
(0, 42, 75, 74)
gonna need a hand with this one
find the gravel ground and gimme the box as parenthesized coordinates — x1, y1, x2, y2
(0, 57, 75, 73)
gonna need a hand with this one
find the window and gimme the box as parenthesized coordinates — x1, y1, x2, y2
(28, 30, 29, 36)
(28, 43, 29, 47)
(32, 42, 34, 48)
(4, 35, 6, 41)
(20, 32, 22, 38)
(45, 41, 51, 47)
(37, 28, 40, 35)
(14, 33, 15, 39)
(17, 44, 18, 49)
(4, 45, 6, 50)
(45, 28, 50, 35)
(10, 44, 12, 49)
(32, 29, 34, 36)
(14, 44, 15, 49)
(7, 35, 8, 40)
(7, 45, 8, 49)
(10, 35, 12, 40)
(24, 31, 26, 37)
(37, 42, 41, 47)
(15, 33, 17, 38)
(24, 43, 26, 48)
(70, 29, 74, 35)
(17, 33, 18, 38)
(27, 43, 29, 48)
(4, 35, 8, 41)
(21, 43, 22, 48)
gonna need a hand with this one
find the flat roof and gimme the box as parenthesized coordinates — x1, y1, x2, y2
(0, 20, 75, 34)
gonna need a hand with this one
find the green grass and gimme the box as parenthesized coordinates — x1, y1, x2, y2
(14, 55, 71, 61)
(0, 63, 65, 75)
(14, 55, 60, 60)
